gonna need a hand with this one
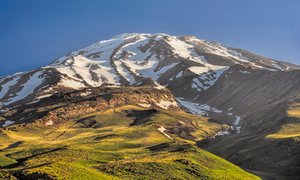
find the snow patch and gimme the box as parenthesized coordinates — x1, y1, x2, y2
(215, 130, 230, 136)
(139, 103, 151, 108)
(156, 100, 177, 109)
(176, 98, 207, 116)
(178, 120, 185, 125)
(189, 66, 211, 74)
(37, 94, 52, 99)
(239, 70, 250, 74)
(233, 115, 241, 125)
(175, 71, 183, 78)
(167, 37, 194, 59)
(0, 108, 9, 113)
(155, 63, 179, 79)
(0, 76, 20, 99)
(272, 63, 284, 71)
(52, 54, 119, 88)
(211, 108, 222, 113)
(45, 120, 54, 126)
(158, 126, 173, 140)
(176, 97, 223, 115)
(114, 60, 136, 83)
(233, 115, 241, 134)
(2, 120, 14, 127)
(190, 66, 229, 91)
(25, 100, 40, 105)
(59, 77, 86, 89)
(3, 71, 45, 105)
(154, 82, 165, 90)
(80, 91, 92, 96)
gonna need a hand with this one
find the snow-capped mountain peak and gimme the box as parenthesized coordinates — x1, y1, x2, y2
(0, 33, 299, 107)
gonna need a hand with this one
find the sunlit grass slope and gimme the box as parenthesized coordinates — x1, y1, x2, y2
(266, 103, 300, 139)
(0, 105, 259, 179)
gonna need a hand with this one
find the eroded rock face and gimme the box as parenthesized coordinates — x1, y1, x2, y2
(0, 84, 179, 128)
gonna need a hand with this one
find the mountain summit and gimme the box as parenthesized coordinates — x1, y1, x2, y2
(0, 33, 298, 107)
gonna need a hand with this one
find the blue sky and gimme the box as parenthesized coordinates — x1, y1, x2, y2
(0, 0, 299, 76)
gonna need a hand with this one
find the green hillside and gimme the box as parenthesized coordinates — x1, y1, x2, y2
(0, 105, 259, 179)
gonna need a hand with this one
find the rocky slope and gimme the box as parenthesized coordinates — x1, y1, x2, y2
(0, 33, 299, 179)
(196, 69, 300, 179)
(0, 81, 179, 128)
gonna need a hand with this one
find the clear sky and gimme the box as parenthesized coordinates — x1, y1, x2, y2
(0, 0, 299, 76)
